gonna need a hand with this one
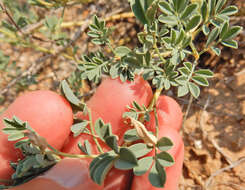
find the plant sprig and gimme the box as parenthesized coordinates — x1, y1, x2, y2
(80, 0, 242, 100)
(0, 115, 96, 189)
(3, 83, 173, 188)
(0, 0, 243, 189)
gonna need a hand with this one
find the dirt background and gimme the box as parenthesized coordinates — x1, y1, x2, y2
(0, 0, 245, 190)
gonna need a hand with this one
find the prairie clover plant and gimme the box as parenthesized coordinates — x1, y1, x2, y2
(0, 0, 242, 189)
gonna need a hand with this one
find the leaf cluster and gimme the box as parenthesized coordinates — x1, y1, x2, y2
(63, 90, 175, 188)
(80, 0, 242, 99)
(123, 101, 151, 122)
(85, 114, 174, 188)
(133, 137, 174, 188)
(1, 117, 58, 189)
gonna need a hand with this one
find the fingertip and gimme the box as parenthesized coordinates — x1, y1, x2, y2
(131, 128, 184, 190)
(156, 96, 183, 131)
(163, 139, 184, 190)
(158, 126, 183, 157)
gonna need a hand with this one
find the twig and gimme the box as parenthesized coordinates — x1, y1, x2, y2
(0, 3, 24, 35)
(216, 182, 245, 190)
(0, 54, 52, 97)
(61, 12, 134, 28)
(0, 2, 55, 42)
(0, 19, 91, 96)
(205, 157, 245, 189)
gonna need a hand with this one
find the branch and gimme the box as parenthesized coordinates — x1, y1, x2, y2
(205, 157, 245, 189)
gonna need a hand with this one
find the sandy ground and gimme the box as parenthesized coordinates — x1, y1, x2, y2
(0, 0, 245, 189)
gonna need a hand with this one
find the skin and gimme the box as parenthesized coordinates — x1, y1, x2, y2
(6, 76, 184, 189)
(62, 76, 153, 189)
(10, 158, 103, 190)
(0, 90, 73, 181)
(132, 95, 184, 190)
(61, 134, 132, 190)
(131, 125, 184, 190)
(84, 76, 153, 144)
(63, 77, 184, 190)
(154, 95, 183, 131)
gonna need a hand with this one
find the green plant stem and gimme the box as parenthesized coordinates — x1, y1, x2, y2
(148, 87, 163, 110)
(153, 34, 166, 64)
(199, 47, 209, 57)
(47, 144, 97, 159)
(183, 94, 193, 126)
(36, 0, 53, 7)
(153, 108, 159, 139)
(190, 41, 199, 61)
(107, 41, 116, 55)
(88, 109, 104, 153)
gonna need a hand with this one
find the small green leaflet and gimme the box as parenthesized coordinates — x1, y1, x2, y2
(219, 6, 238, 16)
(129, 0, 157, 25)
(133, 156, 153, 176)
(192, 75, 209, 86)
(158, 15, 178, 26)
(61, 80, 84, 109)
(222, 26, 242, 40)
(71, 121, 89, 137)
(221, 39, 238, 49)
(78, 140, 92, 155)
(181, 4, 198, 20)
(158, 1, 173, 15)
(123, 129, 141, 142)
(156, 137, 174, 151)
(148, 161, 166, 188)
(194, 69, 213, 78)
(188, 82, 200, 98)
(172, 0, 186, 13)
(201, 1, 208, 22)
(114, 46, 132, 57)
(178, 85, 189, 97)
(114, 147, 138, 170)
(185, 15, 201, 32)
(105, 135, 119, 154)
(206, 27, 219, 47)
(156, 151, 174, 167)
(128, 143, 153, 158)
(211, 46, 221, 56)
(202, 25, 210, 36)
(94, 118, 112, 141)
(89, 152, 116, 185)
